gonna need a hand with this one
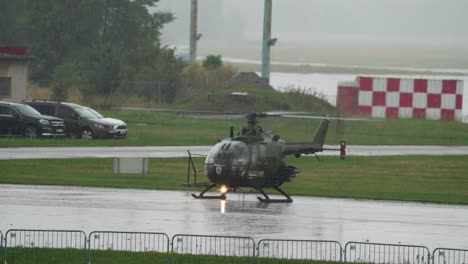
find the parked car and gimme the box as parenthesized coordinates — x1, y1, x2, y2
(83, 106, 128, 137)
(0, 101, 65, 138)
(23, 99, 127, 139)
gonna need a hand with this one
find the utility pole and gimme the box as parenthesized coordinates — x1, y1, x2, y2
(261, 0, 273, 83)
(189, 0, 199, 63)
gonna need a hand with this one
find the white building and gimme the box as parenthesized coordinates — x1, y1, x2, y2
(0, 46, 32, 102)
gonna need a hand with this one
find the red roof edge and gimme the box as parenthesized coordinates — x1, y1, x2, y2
(0, 46, 29, 56)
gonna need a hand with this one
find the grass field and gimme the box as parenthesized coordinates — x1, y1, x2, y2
(1, 110, 468, 147)
(1, 155, 467, 204)
(1, 247, 336, 263)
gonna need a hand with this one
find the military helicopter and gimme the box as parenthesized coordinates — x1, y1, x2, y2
(190, 112, 350, 203)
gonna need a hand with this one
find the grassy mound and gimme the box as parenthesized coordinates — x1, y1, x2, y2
(174, 87, 336, 114)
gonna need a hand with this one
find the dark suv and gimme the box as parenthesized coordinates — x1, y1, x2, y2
(0, 101, 65, 138)
(24, 100, 127, 139)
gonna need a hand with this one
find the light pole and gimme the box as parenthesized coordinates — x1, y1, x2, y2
(261, 0, 274, 83)
(189, 0, 199, 63)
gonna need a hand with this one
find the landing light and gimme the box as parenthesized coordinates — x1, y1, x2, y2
(220, 185, 228, 194)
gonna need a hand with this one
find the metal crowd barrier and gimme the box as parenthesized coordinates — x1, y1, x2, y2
(257, 239, 342, 263)
(171, 234, 256, 263)
(2, 228, 468, 264)
(345, 241, 431, 264)
(433, 248, 468, 264)
(0, 231, 3, 263)
(4, 229, 87, 263)
(88, 231, 170, 263)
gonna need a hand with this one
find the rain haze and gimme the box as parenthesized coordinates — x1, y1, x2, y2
(156, 0, 468, 68)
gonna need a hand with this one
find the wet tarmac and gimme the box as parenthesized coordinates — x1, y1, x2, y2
(2, 145, 468, 159)
(1, 184, 467, 250)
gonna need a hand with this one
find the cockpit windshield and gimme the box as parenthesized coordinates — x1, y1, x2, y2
(205, 141, 250, 166)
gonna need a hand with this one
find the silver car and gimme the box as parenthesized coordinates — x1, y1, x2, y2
(84, 107, 128, 138)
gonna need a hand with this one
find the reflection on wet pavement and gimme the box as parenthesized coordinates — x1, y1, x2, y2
(1, 184, 467, 250)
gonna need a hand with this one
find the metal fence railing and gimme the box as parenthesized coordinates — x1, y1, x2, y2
(88, 231, 170, 263)
(257, 239, 342, 263)
(0, 231, 3, 263)
(1, 228, 468, 264)
(433, 248, 468, 264)
(4, 229, 87, 264)
(345, 241, 431, 264)
(171, 234, 256, 263)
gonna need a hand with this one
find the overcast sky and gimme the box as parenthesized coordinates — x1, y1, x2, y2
(156, 0, 468, 47)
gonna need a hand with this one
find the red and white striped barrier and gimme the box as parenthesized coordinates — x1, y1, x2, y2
(337, 76, 463, 121)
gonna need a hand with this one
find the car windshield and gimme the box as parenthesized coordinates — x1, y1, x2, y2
(85, 107, 104, 118)
(73, 107, 98, 119)
(14, 104, 42, 116)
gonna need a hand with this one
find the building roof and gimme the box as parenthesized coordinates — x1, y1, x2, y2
(0, 46, 33, 60)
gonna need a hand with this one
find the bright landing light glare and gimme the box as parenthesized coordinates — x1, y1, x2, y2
(220, 185, 228, 194)
(220, 200, 226, 214)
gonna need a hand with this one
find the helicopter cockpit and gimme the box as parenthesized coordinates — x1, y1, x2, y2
(205, 141, 250, 166)
(204, 140, 251, 185)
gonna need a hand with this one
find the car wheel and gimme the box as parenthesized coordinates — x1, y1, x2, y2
(25, 126, 39, 139)
(81, 128, 94, 140)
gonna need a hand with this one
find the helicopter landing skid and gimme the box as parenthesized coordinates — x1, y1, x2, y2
(255, 186, 293, 203)
(191, 184, 228, 200)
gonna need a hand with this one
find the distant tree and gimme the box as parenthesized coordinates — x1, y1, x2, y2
(182, 62, 206, 96)
(0, 1, 26, 45)
(11, 0, 183, 102)
(202, 55, 223, 70)
(182, 60, 237, 96)
(51, 59, 81, 100)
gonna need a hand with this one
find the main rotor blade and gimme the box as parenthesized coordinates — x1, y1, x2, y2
(116, 108, 318, 119)
(116, 107, 374, 121)
(262, 111, 315, 116)
(115, 107, 242, 115)
(279, 114, 377, 121)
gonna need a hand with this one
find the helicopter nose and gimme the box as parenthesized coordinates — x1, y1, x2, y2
(215, 164, 223, 175)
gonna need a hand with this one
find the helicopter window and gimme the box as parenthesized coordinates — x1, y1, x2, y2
(220, 143, 226, 150)
(230, 142, 249, 166)
(225, 143, 231, 151)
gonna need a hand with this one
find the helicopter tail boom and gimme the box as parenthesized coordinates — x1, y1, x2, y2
(311, 119, 329, 146)
(283, 119, 330, 156)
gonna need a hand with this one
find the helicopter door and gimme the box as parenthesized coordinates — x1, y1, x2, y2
(247, 144, 266, 181)
(257, 144, 267, 174)
(251, 143, 267, 168)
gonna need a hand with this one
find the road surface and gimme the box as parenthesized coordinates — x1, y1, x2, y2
(1, 145, 468, 159)
(1, 184, 467, 251)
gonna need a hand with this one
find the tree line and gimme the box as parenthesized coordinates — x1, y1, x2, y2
(1, 0, 229, 104)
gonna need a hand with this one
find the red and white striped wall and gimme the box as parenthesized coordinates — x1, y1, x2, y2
(337, 76, 463, 121)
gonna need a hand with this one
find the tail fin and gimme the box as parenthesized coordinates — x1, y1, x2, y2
(311, 119, 329, 147)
